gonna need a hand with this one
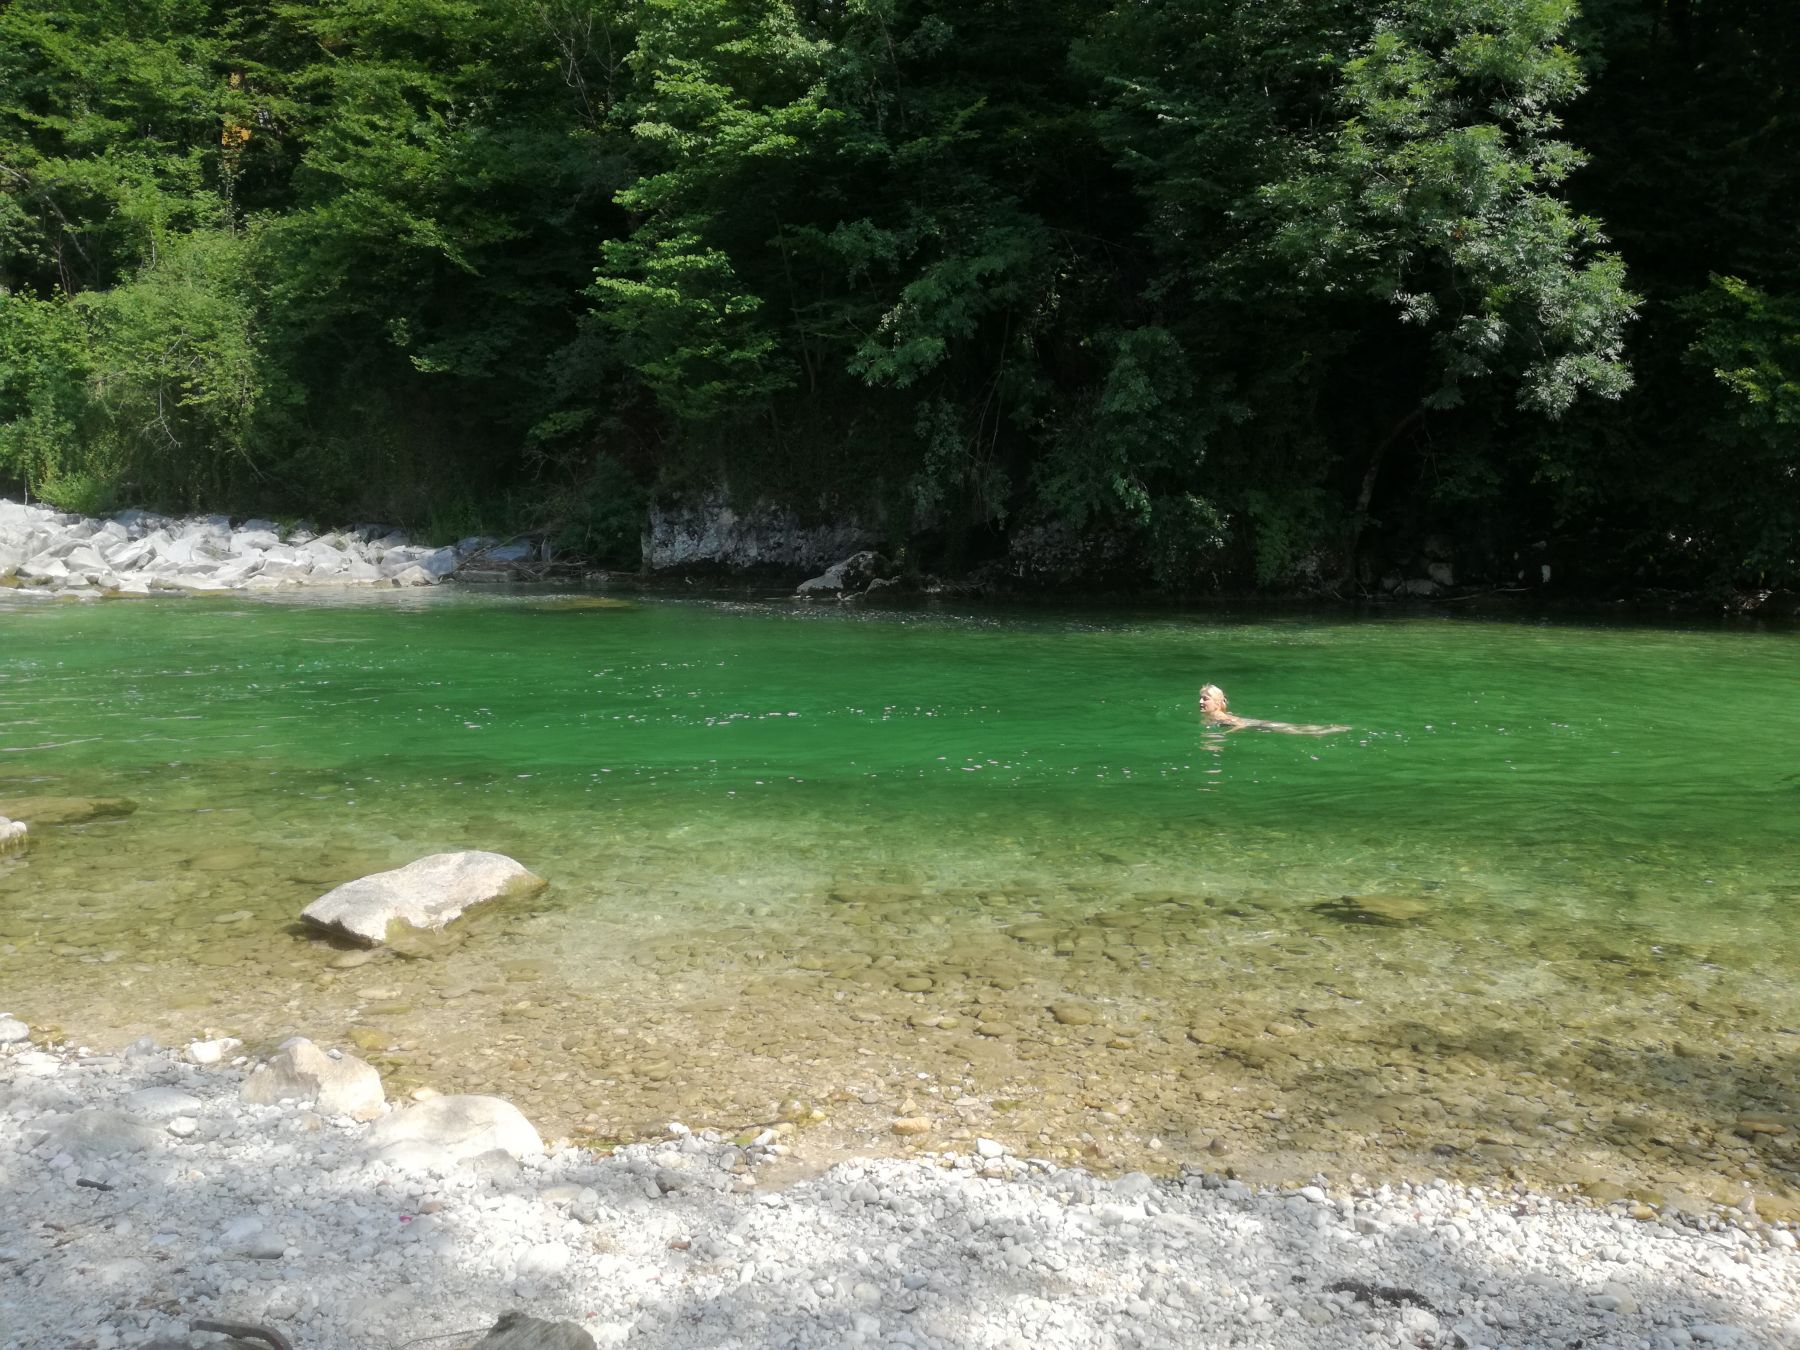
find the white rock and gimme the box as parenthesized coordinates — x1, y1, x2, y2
(122, 1086, 202, 1120)
(0, 1014, 30, 1042)
(364, 1094, 542, 1163)
(187, 1037, 241, 1065)
(300, 851, 547, 945)
(516, 1241, 571, 1277)
(166, 1116, 197, 1138)
(240, 1037, 385, 1122)
(34, 1109, 161, 1160)
(975, 1137, 1006, 1159)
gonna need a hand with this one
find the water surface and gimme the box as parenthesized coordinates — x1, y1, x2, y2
(2, 589, 1796, 1210)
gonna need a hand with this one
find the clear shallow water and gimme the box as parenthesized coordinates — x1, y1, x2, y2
(2, 589, 1797, 1207)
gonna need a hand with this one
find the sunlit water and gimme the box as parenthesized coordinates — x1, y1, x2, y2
(2, 588, 1797, 1209)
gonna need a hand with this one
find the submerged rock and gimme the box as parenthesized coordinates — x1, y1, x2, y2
(1312, 894, 1431, 926)
(240, 1037, 385, 1122)
(0, 815, 25, 854)
(363, 1093, 542, 1163)
(301, 850, 547, 946)
(0, 796, 136, 827)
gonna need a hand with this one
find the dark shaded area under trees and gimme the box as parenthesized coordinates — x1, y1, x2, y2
(0, 0, 1793, 594)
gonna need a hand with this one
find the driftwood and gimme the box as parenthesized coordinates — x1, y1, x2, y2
(1324, 1279, 1438, 1312)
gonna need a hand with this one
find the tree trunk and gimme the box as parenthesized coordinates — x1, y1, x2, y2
(1340, 407, 1425, 593)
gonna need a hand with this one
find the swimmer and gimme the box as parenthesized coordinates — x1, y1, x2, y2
(1198, 683, 1349, 736)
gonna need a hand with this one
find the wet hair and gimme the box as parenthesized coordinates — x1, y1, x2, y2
(1199, 683, 1227, 707)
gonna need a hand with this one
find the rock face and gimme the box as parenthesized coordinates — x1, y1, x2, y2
(363, 1094, 542, 1163)
(474, 1312, 598, 1350)
(643, 491, 878, 573)
(300, 851, 547, 946)
(240, 1037, 385, 1121)
(0, 497, 494, 596)
(0, 815, 24, 854)
(795, 551, 894, 598)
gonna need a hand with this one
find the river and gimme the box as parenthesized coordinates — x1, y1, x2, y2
(1, 588, 1795, 1210)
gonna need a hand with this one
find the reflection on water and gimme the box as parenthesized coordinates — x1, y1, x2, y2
(1, 590, 1797, 1214)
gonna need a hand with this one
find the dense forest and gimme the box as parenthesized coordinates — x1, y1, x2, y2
(0, 0, 1794, 593)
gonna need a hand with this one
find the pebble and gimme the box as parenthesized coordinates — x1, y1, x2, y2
(4, 1038, 1800, 1350)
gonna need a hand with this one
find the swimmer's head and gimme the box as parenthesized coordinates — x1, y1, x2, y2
(1198, 683, 1228, 714)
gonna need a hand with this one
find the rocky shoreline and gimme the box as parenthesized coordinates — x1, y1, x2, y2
(0, 499, 540, 597)
(2, 1024, 1795, 1350)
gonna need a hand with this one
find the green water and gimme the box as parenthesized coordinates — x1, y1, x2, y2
(2, 589, 1797, 1206)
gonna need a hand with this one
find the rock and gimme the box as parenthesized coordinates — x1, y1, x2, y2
(795, 550, 894, 598)
(34, 1109, 161, 1160)
(0, 816, 25, 854)
(975, 1138, 1007, 1159)
(516, 1241, 571, 1277)
(1049, 1002, 1099, 1026)
(891, 1117, 933, 1136)
(473, 1311, 597, 1350)
(0, 796, 137, 827)
(644, 491, 877, 574)
(187, 1037, 241, 1065)
(0, 1015, 28, 1044)
(240, 1037, 385, 1122)
(122, 1086, 201, 1120)
(300, 851, 548, 946)
(364, 1094, 542, 1163)
(1312, 893, 1430, 926)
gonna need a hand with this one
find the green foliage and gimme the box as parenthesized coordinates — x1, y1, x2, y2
(0, 0, 1791, 587)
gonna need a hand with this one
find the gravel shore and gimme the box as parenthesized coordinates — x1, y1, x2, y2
(3, 1030, 1796, 1350)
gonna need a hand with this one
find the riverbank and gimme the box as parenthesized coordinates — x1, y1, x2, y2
(3, 1028, 1794, 1350)
(0, 499, 534, 596)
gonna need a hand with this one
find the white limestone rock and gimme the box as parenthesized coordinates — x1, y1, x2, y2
(0, 815, 25, 854)
(34, 1108, 161, 1160)
(363, 1093, 542, 1164)
(301, 851, 547, 946)
(0, 1014, 29, 1043)
(240, 1037, 385, 1121)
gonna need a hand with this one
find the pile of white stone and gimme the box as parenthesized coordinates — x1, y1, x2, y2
(0, 498, 536, 596)
(3, 1027, 1797, 1350)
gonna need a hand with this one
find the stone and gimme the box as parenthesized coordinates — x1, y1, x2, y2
(123, 1086, 202, 1120)
(473, 1312, 597, 1350)
(1049, 1002, 1098, 1026)
(0, 796, 137, 827)
(187, 1037, 241, 1065)
(0, 1015, 28, 1043)
(891, 1117, 932, 1136)
(34, 1109, 161, 1160)
(364, 1094, 542, 1163)
(0, 816, 25, 854)
(301, 851, 548, 945)
(795, 550, 894, 598)
(240, 1037, 385, 1122)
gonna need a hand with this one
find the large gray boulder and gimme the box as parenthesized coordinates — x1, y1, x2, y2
(363, 1094, 542, 1164)
(474, 1312, 597, 1350)
(300, 851, 546, 946)
(240, 1037, 385, 1121)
